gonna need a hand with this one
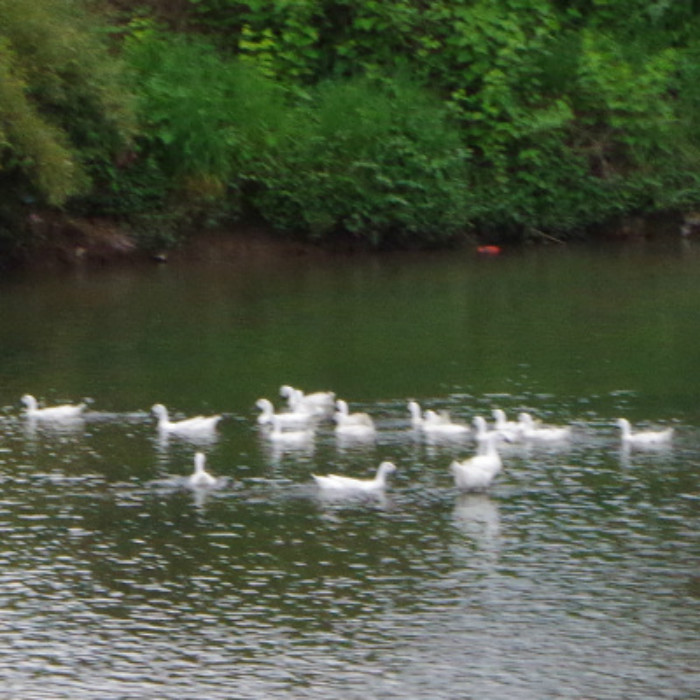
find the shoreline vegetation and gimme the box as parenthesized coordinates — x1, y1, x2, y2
(2, 0, 700, 268)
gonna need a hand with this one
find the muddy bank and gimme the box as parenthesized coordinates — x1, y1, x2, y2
(20, 214, 140, 268)
(9, 209, 697, 271)
(14, 213, 334, 271)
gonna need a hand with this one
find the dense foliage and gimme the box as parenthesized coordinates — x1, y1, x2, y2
(0, 0, 133, 201)
(2, 0, 700, 253)
(250, 75, 473, 246)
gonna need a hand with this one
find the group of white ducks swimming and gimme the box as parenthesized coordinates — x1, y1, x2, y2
(19, 387, 675, 497)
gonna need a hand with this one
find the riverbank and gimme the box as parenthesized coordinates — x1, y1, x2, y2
(12, 211, 334, 271)
(7, 208, 695, 272)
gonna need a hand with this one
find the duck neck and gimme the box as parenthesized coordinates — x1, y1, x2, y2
(408, 402, 422, 426)
(374, 462, 393, 485)
(483, 435, 498, 455)
(155, 407, 171, 429)
(473, 417, 488, 438)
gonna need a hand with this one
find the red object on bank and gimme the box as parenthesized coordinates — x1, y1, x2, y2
(476, 245, 502, 255)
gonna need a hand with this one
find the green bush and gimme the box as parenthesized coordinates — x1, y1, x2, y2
(70, 27, 289, 242)
(251, 75, 473, 247)
(124, 28, 286, 186)
(120, 30, 473, 248)
(0, 0, 133, 206)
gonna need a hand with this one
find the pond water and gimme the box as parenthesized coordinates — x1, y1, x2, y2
(0, 237, 698, 699)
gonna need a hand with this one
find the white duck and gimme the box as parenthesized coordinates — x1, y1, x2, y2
(408, 401, 469, 436)
(280, 385, 336, 416)
(450, 433, 503, 491)
(266, 414, 315, 444)
(313, 461, 396, 495)
(188, 452, 217, 488)
(21, 394, 86, 420)
(423, 410, 469, 436)
(616, 418, 673, 446)
(152, 403, 222, 435)
(518, 412, 571, 441)
(492, 409, 522, 440)
(334, 399, 376, 437)
(255, 398, 316, 428)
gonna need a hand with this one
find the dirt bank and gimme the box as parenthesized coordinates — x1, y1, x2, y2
(10, 209, 696, 271)
(16, 212, 333, 271)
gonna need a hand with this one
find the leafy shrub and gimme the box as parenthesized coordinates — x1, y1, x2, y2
(121, 30, 473, 247)
(0, 0, 133, 206)
(124, 28, 286, 189)
(251, 75, 473, 247)
(71, 27, 283, 241)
